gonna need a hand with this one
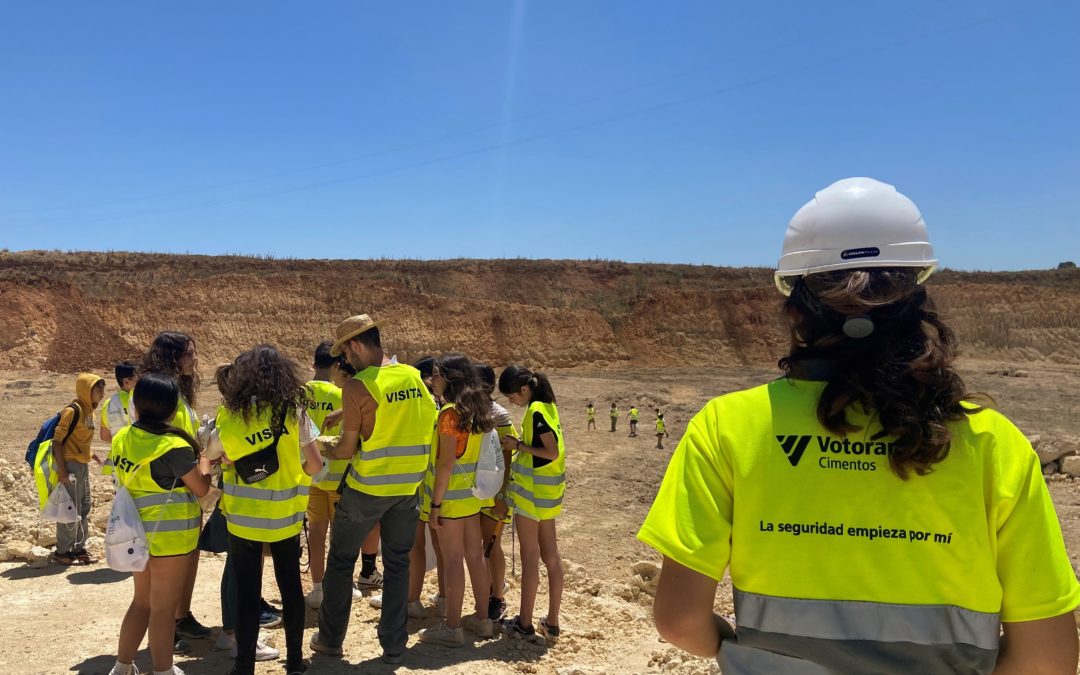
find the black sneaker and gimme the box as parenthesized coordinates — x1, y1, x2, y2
(173, 631, 191, 654)
(176, 611, 212, 639)
(501, 615, 535, 638)
(538, 616, 561, 641)
(488, 596, 507, 621)
(259, 608, 283, 628)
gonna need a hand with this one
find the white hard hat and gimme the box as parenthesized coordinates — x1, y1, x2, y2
(774, 177, 937, 296)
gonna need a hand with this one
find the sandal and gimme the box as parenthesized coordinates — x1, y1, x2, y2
(52, 552, 77, 565)
(538, 617, 560, 641)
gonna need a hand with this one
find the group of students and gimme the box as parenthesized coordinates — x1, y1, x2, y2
(586, 403, 668, 448)
(36, 316, 567, 675)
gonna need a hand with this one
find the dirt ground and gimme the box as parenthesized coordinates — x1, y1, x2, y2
(2, 360, 1080, 675)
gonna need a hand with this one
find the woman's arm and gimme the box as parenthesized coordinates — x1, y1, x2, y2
(513, 430, 559, 462)
(179, 459, 211, 498)
(653, 557, 733, 658)
(301, 440, 323, 476)
(429, 433, 457, 529)
(993, 613, 1078, 675)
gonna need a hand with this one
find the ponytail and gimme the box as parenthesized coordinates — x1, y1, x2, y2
(499, 364, 557, 404)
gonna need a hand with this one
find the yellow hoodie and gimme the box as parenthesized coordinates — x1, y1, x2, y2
(54, 373, 104, 463)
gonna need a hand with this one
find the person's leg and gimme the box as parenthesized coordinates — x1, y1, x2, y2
(515, 514, 541, 626)
(359, 524, 381, 583)
(538, 520, 563, 628)
(429, 523, 446, 598)
(72, 461, 91, 552)
(318, 487, 382, 648)
(55, 461, 82, 555)
(481, 515, 505, 601)
(116, 567, 151, 665)
(175, 547, 199, 618)
(408, 520, 427, 603)
(377, 494, 419, 657)
(147, 554, 190, 672)
(221, 553, 237, 634)
(308, 518, 330, 584)
(269, 535, 305, 671)
(435, 518, 466, 628)
(229, 534, 265, 675)
(462, 515, 491, 619)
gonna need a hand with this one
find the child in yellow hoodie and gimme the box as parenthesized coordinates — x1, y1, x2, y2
(52, 373, 106, 565)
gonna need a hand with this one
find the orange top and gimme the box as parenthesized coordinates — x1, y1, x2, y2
(437, 407, 469, 459)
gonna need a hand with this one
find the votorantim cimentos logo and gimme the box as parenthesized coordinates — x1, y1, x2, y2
(777, 435, 892, 472)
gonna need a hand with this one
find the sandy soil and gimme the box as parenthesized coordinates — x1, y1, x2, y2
(2, 361, 1079, 675)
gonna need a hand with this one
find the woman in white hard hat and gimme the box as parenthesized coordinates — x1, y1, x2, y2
(639, 178, 1080, 674)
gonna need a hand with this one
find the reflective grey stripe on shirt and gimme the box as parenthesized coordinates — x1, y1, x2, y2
(355, 444, 429, 462)
(323, 472, 344, 483)
(227, 511, 305, 531)
(223, 482, 309, 502)
(347, 464, 425, 486)
(509, 483, 563, 509)
(145, 516, 201, 533)
(443, 487, 475, 501)
(510, 464, 565, 485)
(133, 491, 196, 508)
(726, 588, 1000, 675)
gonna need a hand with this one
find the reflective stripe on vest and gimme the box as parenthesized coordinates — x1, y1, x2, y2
(318, 458, 350, 492)
(33, 439, 58, 511)
(112, 426, 201, 557)
(510, 401, 566, 520)
(217, 406, 311, 543)
(343, 364, 436, 497)
(718, 588, 999, 675)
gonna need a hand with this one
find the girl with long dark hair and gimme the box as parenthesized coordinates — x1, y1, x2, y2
(640, 178, 1080, 673)
(108, 373, 210, 675)
(418, 353, 497, 646)
(216, 345, 323, 675)
(498, 364, 565, 642)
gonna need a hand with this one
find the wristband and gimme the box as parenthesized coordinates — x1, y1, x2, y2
(431, 503, 441, 509)
(516, 440, 523, 451)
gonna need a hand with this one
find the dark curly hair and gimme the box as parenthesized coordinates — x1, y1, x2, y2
(779, 269, 983, 478)
(435, 353, 495, 434)
(222, 344, 308, 424)
(140, 331, 200, 407)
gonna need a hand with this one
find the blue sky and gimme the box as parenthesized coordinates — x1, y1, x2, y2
(0, 1, 1077, 270)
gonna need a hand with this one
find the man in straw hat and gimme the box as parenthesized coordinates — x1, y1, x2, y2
(311, 314, 437, 665)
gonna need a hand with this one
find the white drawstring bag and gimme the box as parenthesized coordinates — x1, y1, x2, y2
(104, 482, 150, 572)
(42, 479, 80, 524)
(470, 430, 505, 500)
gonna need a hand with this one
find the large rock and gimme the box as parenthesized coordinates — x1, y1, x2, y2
(1037, 436, 1080, 466)
(1061, 456, 1080, 478)
(6, 539, 33, 561)
(27, 545, 51, 568)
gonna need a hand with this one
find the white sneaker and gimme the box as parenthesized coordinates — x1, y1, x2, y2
(357, 569, 383, 588)
(305, 586, 324, 608)
(407, 600, 425, 618)
(352, 584, 363, 601)
(369, 593, 383, 609)
(214, 631, 235, 651)
(107, 663, 140, 675)
(228, 634, 280, 661)
(418, 621, 464, 647)
(462, 613, 494, 638)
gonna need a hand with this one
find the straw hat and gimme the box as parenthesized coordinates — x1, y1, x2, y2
(330, 314, 382, 357)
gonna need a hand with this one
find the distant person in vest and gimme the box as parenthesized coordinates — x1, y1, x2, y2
(586, 402, 596, 430)
(99, 360, 137, 477)
(609, 402, 618, 432)
(419, 353, 497, 646)
(216, 345, 323, 675)
(639, 177, 1080, 674)
(108, 373, 211, 675)
(312, 314, 437, 666)
(654, 413, 668, 450)
(498, 365, 566, 642)
(304, 341, 371, 609)
(137, 331, 209, 652)
(51, 373, 106, 565)
(628, 405, 640, 437)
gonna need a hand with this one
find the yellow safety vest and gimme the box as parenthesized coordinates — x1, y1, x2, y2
(343, 363, 436, 498)
(630, 408, 640, 421)
(217, 406, 310, 542)
(306, 380, 349, 491)
(511, 402, 566, 520)
(101, 390, 132, 477)
(32, 438, 60, 511)
(586, 407, 595, 419)
(610, 407, 619, 419)
(423, 404, 490, 519)
(111, 426, 201, 557)
(656, 418, 666, 434)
